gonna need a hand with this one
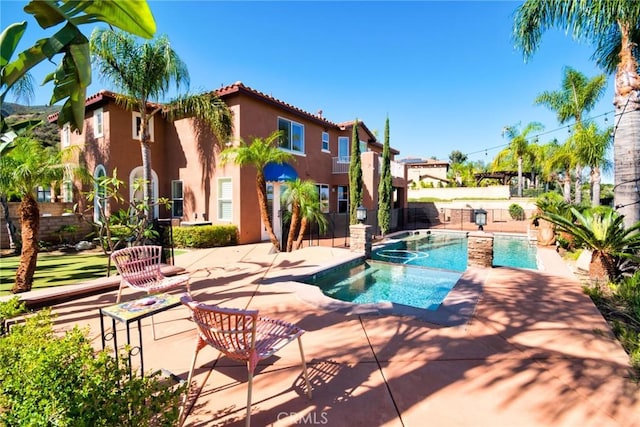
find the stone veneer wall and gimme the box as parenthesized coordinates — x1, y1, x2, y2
(349, 224, 372, 257)
(467, 232, 494, 268)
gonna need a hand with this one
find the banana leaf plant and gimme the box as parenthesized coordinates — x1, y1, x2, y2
(1, 0, 156, 154)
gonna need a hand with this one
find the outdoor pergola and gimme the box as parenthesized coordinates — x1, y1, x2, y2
(473, 170, 531, 186)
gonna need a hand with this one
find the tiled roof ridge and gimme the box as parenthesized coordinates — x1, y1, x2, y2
(215, 81, 340, 128)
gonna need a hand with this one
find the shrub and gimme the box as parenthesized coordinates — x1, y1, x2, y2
(173, 225, 238, 248)
(0, 297, 27, 336)
(0, 310, 185, 425)
(508, 203, 525, 221)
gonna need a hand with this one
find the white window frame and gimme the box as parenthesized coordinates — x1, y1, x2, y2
(217, 178, 233, 221)
(321, 132, 330, 152)
(132, 111, 154, 141)
(338, 136, 349, 162)
(129, 166, 159, 218)
(277, 117, 305, 154)
(93, 108, 104, 138)
(316, 184, 329, 213)
(93, 165, 107, 223)
(61, 123, 71, 148)
(171, 180, 184, 218)
(62, 171, 73, 203)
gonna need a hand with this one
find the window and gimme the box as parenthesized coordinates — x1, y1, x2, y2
(321, 132, 329, 152)
(61, 123, 71, 148)
(316, 184, 329, 213)
(62, 178, 73, 203)
(360, 140, 367, 153)
(278, 117, 304, 153)
(218, 178, 232, 221)
(132, 112, 154, 141)
(171, 180, 184, 217)
(337, 185, 348, 213)
(129, 166, 159, 218)
(94, 165, 106, 223)
(338, 137, 349, 162)
(36, 186, 51, 202)
(93, 108, 104, 138)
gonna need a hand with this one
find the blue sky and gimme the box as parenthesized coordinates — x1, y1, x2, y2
(2, 1, 615, 179)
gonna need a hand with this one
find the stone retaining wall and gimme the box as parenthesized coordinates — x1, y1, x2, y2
(1, 202, 93, 248)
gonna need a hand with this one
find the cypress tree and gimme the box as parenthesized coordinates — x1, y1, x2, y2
(349, 119, 363, 224)
(378, 117, 392, 235)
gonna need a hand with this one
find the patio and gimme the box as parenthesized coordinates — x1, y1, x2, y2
(43, 243, 639, 426)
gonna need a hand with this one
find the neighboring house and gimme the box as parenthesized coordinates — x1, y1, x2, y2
(402, 158, 450, 187)
(49, 82, 408, 244)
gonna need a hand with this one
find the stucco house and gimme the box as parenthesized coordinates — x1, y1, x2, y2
(402, 158, 450, 187)
(49, 82, 407, 245)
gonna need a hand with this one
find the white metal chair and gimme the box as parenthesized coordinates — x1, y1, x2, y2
(111, 245, 191, 338)
(180, 295, 312, 427)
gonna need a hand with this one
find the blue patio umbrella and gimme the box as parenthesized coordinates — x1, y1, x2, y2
(263, 162, 298, 182)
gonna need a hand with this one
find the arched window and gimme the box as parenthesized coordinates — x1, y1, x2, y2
(129, 166, 159, 218)
(93, 165, 106, 223)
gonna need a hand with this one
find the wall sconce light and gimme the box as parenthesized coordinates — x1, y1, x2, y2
(356, 205, 367, 224)
(474, 208, 487, 231)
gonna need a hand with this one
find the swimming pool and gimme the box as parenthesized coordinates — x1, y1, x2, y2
(372, 232, 537, 271)
(302, 231, 537, 313)
(309, 261, 461, 311)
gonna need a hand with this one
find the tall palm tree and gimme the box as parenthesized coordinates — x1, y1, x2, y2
(535, 67, 607, 204)
(575, 122, 613, 206)
(220, 131, 292, 251)
(281, 179, 318, 252)
(90, 29, 232, 220)
(0, 138, 74, 293)
(493, 122, 544, 197)
(545, 141, 577, 202)
(513, 0, 640, 227)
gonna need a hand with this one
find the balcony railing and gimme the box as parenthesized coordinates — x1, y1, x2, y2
(332, 156, 405, 179)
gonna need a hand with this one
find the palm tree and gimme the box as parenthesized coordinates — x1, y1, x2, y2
(575, 122, 613, 206)
(0, 138, 74, 292)
(542, 206, 640, 281)
(535, 67, 607, 204)
(544, 140, 577, 202)
(220, 131, 292, 251)
(513, 0, 640, 227)
(294, 191, 328, 250)
(493, 122, 544, 197)
(90, 29, 232, 219)
(281, 179, 319, 252)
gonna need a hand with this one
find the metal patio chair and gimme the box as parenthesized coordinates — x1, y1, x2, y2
(180, 295, 312, 427)
(111, 245, 191, 337)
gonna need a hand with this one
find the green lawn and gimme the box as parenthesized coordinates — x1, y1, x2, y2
(0, 252, 115, 295)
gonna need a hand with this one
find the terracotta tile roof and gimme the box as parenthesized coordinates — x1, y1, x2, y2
(47, 82, 400, 156)
(214, 81, 340, 128)
(47, 90, 118, 122)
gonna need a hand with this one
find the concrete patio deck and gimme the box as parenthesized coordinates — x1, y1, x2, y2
(41, 243, 639, 426)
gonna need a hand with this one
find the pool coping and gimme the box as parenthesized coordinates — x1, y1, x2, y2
(264, 253, 488, 327)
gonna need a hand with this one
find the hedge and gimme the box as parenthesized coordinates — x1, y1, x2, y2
(172, 225, 238, 248)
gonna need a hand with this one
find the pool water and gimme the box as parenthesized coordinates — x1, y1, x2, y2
(309, 261, 462, 311)
(305, 232, 537, 311)
(372, 233, 537, 271)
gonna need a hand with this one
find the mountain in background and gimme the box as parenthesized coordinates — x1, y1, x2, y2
(2, 102, 62, 148)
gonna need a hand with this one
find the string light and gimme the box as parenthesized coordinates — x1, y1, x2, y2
(465, 109, 618, 157)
